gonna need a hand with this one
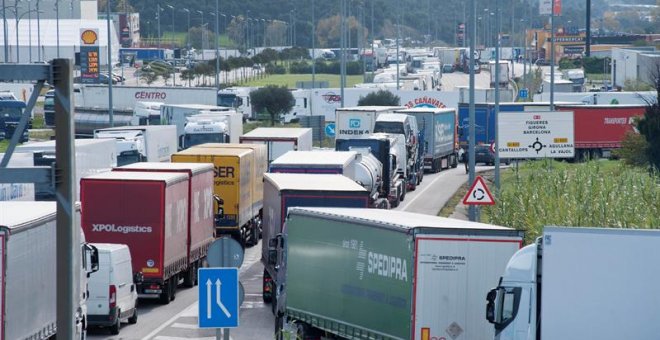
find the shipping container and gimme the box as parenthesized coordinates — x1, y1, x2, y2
(81, 171, 189, 304)
(395, 107, 459, 172)
(171, 147, 259, 245)
(272, 207, 523, 340)
(262, 174, 370, 304)
(239, 128, 313, 163)
(112, 162, 215, 287)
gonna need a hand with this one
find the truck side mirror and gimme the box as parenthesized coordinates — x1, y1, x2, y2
(486, 288, 498, 324)
(85, 244, 99, 276)
(214, 195, 225, 219)
(134, 272, 144, 284)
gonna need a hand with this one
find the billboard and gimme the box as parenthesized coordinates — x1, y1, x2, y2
(79, 28, 100, 84)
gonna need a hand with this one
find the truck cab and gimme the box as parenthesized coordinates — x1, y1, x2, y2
(0, 100, 30, 142)
(486, 243, 538, 340)
(374, 113, 421, 189)
(182, 117, 229, 148)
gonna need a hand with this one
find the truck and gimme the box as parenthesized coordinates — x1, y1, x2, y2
(0, 99, 30, 142)
(94, 125, 178, 166)
(373, 113, 423, 190)
(133, 101, 164, 126)
(112, 162, 215, 287)
(239, 128, 313, 164)
(0, 202, 98, 340)
(270, 207, 524, 339)
(261, 174, 370, 306)
(0, 152, 35, 201)
(395, 107, 459, 172)
(119, 48, 166, 61)
(217, 87, 258, 120)
(487, 226, 660, 340)
(15, 139, 117, 201)
(171, 147, 261, 246)
(159, 104, 237, 148)
(81, 171, 192, 304)
(181, 111, 243, 148)
(336, 136, 404, 208)
(73, 85, 219, 111)
(488, 60, 510, 88)
(334, 106, 404, 141)
(555, 104, 646, 160)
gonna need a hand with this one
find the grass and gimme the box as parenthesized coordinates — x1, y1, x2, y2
(480, 159, 660, 244)
(0, 140, 7, 153)
(586, 73, 609, 81)
(244, 74, 365, 88)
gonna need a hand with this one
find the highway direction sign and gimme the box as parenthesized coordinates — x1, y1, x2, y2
(198, 268, 239, 328)
(498, 111, 575, 159)
(325, 122, 336, 137)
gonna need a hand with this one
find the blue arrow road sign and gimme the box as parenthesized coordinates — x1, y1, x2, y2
(325, 122, 336, 137)
(519, 88, 529, 99)
(198, 268, 239, 328)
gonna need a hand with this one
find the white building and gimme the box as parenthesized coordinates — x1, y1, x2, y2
(611, 47, 660, 88)
(0, 19, 120, 65)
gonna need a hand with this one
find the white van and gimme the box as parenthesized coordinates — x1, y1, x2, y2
(87, 243, 139, 335)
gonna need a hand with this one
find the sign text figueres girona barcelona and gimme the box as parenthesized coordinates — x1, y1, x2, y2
(404, 96, 447, 109)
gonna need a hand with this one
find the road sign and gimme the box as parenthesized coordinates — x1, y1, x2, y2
(198, 268, 239, 328)
(463, 176, 495, 205)
(489, 142, 495, 154)
(207, 237, 244, 268)
(325, 122, 336, 137)
(519, 88, 528, 99)
(497, 111, 575, 159)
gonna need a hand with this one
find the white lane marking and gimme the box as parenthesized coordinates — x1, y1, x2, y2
(144, 243, 262, 340)
(170, 323, 200, 330)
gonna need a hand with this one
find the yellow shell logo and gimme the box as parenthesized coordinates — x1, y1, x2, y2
(81, 30, 98, 45)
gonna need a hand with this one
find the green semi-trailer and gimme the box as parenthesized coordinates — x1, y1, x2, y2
(271, 207, 523, 340)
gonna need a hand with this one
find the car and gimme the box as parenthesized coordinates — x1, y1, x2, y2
(535, 58, 550, 66)
(442, 64, 455, 73)
(474, 144, 510, 165)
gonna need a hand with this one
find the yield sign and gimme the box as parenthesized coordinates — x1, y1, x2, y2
(463, 176, 495, 205)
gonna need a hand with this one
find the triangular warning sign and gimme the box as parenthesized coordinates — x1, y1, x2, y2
(463, 176, 495, 205)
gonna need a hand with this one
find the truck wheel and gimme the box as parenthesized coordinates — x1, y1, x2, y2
(159, 280, 172, 304)
(128, 308, 138, 324)
(451, 155, 458, 168)
(170, 275, 177, 301)
(271, 288, 278, 315)
(400, 184, 407, 202)
(183, 263, 196, 288)
(262, 269, 273, 303)
(110, 310, 121, 335)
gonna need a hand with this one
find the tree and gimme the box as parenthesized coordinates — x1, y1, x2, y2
(250, 86, 294, 126)
(637, 67, 660, 170)
(358, 90, 400, 106)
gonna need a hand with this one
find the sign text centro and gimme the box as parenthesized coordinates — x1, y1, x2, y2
(497, 111, 575, 159)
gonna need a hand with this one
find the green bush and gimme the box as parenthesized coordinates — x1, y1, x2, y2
(289, 61, 312, 74)
(266, 63, 286, 74)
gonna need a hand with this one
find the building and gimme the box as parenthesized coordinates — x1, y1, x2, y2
(98, 12, 141, 48)
(611, 47, 660, 88)
(0, 19, 120, 65)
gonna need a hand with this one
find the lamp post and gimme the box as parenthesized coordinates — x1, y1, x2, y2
(156, 3, 162, 49)
(27, 0, 32, 62)
(107, 0, 114, 127)
(13, 7, 40, 63)
(55, 0, 59, 57)
(2, 0, 8, 62)
(166, 4, 174, 46)
(213, 4, 219, 89)
(197, 9, 204, 47)
(182, 8, 190, 49)
(36, 0, 41, 60)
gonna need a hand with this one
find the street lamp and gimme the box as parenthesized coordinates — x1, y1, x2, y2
(166, 4, 174, 46)
(182, 8, 190, 49)
(156, 4, 163, 49)
(55, 0, 59, 57)
(11, 7, 40, 62)
(36, 0, 41, 61)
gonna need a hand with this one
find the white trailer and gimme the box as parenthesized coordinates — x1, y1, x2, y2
(335, 106, 405, 140)
(488, 60, 510, 87)
(74, 85, 218, 111)
(269, 150, 359, 178)
(0, 152, 35, 201)
(239, 128, 313, 163)
(0, 202, 98, 340)
(94, 125, 177, 165)
(488, 226, 660, 340)
(15, 139, 117, 200)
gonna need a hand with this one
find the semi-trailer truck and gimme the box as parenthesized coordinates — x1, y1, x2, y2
(395, 107, 459, 172)
(171, 147, 261, 246)
(261, 174, 370, 307)
(0, 202, 98, 340)
(270, 207, 523, 340)
(487, 226, 660, 340)
(112, 162, 215, 287)
(334, 106, 404, 140)
(94, 125, 178, 166)
(373, 113, 422, 189)
(239, 128, 313, 164)
(81, 171, 192, 304)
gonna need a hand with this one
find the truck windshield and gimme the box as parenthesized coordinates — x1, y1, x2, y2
(0, 102, 25, 121)
(44, 96, 55, 109)
(374, 121, 404, 135)
(184, 133, 227, 148)
(217, 94, 238, 108)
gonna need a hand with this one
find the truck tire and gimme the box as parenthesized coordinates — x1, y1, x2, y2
(451, 155, 458, 168)
(262, 269, 273, 303)
(170, 275, 177, 301)
(128, 308, 138, 324)
(400, 184, 407, 202)
(271, 288, 278, 315)
(109, 310, 121, 335)
(159, 280, 172, 304)
(183, 263, 196, 288)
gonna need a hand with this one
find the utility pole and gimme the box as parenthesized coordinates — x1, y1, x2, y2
(107, 0, 114, 126)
